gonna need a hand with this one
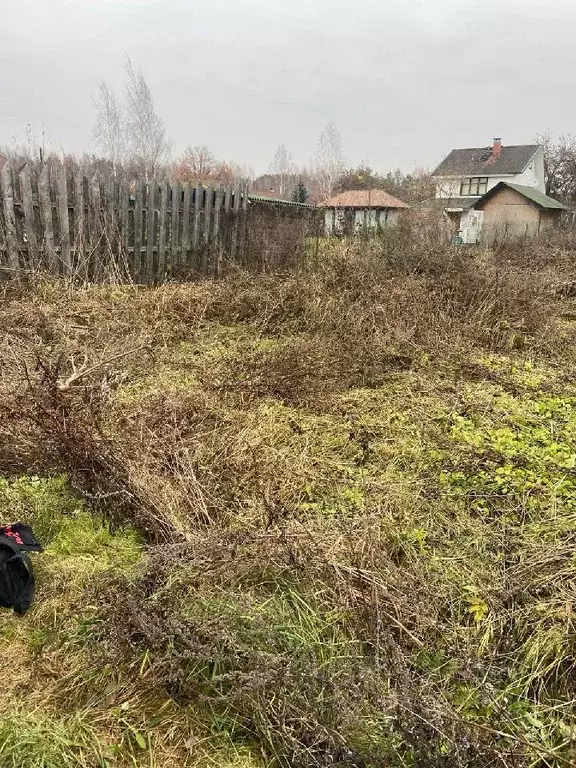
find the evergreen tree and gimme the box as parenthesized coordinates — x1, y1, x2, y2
(292, 177, 310, 203)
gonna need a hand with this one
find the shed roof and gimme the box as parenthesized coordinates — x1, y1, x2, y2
(320, 189, 409, 209)
(473, 182, 566, 211)
(433, 145, 540, 177)
(248, 194, 315, 209)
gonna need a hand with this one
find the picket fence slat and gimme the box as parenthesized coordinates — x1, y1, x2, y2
(182, 185, 191, 266)
(38, 165, 55, 272)
(120, 180, 129, 259)
(158, 182, 168, 278)
(19, 164, 38, 268)
(0, 165, 19, 270)
(213, 187, 223, 276)
(145, 183, 155, 283)
(133, 181, 143, 281)
(240, 183, 249, 261)
(75, 173, 87, 279)
(170, 182, 180, 268)
(57, 166, 71, 274)
(193, 184, 202, 253)
(230, 183, 241, 263)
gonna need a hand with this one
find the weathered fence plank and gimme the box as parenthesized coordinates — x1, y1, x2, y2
(213, 187, 223, 276)
(202, 186, 213, 273)
(158, 182, 168, 279)
(120, 180, 129, 272)
(75, 173, 87, 279)
(19, 164, 38, 268)
(89, 174, 102, 281)
(57, 165, 71, 274)
(193, 184, 203, 254)
(38, 165, 56, 272)
(0, 165, 20, 271)
(170, 183, 181, 268)
(224, 186, 232, 214)
(239, 183, 249, 262)
(230, 183, 241, 263)
(181, 185, 191, 267)
(146, 182, 156, 283)
(133, 181, 143, 282)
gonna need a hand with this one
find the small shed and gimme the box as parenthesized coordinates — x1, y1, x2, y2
(320, 189, 409, 235)
(473, 182, 565, 243)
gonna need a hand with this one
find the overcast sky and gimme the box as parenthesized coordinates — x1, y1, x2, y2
(0, 0, 574, 174)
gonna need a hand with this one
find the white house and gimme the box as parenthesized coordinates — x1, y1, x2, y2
(321, 190, 409, 235)
(431, 139, 545, 243)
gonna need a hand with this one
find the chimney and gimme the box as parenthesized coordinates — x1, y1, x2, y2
(492, 137, 502, 158)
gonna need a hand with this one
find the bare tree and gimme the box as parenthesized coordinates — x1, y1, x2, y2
(124, 58, 170, 179)
(173, 144, 236, 185)
(314, 121, 345, 200)
(269, 144, 295, 195)
(536, 132, 576, 203)
(181, 144, 217, 177)
(92, 81, 123, 174)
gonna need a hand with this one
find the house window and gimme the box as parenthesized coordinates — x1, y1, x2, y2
(460, 177, 488, 196)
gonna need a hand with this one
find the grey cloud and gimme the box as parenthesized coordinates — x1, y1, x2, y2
(0, 0, 574, 172)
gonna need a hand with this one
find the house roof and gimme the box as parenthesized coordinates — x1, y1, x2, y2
(320, 189, 409, 209)
(433, 145, 540, 177)
(473, 182, 566, 211)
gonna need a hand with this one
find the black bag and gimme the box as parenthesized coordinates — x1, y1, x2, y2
(0, 523, 42, 615)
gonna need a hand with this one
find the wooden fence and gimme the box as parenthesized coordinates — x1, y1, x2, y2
(0, 163, 319, 283)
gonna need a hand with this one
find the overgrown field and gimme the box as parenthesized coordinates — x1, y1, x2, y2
(2, 233, 576, 766)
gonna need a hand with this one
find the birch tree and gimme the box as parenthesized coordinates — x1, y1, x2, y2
(269, 144, 295, 195)
(315, 121, 345, 199)
(92, 81, 123, 174)
(124, 58, 170, 179)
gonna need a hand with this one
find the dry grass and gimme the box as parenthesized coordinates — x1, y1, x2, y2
(2, 230, 576, 766)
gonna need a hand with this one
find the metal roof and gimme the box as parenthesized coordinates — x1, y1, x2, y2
(433, 145, 540, 177)
(473, 182, 566, 210)
(248, 194, 316, 209)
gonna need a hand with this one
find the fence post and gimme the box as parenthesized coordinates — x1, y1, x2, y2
(38, 164, 56, 272)
(193, 184, 203, 260)
(133, 181, 143, 282)
(0, 164, 20, 272)
(202, 186, 213, 274)
(19, 163, 38, 269)
(75, 173, 88, 279)
(158, 182, 168, 282)
(170, 182, 181, 271)
(239, 183, 249, 262)
(119, 179, 129, 275)
(212, 188, 223, 276)
(146, 182, 156, 284)
(89, 173, 103, 282)
(182, 185, 191, 268)
(57, 165, 72, 275)
(230, 183, 241, 264)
